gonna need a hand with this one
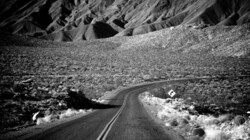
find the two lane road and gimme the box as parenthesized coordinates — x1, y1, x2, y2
(25, 82, 185, 140)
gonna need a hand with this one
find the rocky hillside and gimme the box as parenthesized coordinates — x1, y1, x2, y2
(0, 0, 250, 41)
(111, 24, 250, 57)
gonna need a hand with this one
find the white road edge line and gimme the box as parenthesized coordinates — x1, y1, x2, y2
(95, 75, 250, 140)
(96, 93, 129, 140)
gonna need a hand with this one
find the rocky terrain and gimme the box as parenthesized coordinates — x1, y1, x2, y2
(0, 77, 104, 132)
(0, 0, 250, 138)
(1, 24, 250, 134)
(140, 77, 250, 139)
(1, 0, 250, 41)
(141, 87, 250, 140)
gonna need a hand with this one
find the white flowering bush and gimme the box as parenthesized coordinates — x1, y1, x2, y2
(59, 109, 87, 119)
(141, 92, 250, 140)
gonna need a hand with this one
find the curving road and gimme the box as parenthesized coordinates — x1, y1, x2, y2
(23, 80, 191, 140)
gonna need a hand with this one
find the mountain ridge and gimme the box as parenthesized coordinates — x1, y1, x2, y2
(0, 0, 250, 41)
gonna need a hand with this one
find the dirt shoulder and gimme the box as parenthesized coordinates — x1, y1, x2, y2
(139, 91, 250, 140)
(0, 86, 126, 140)
(0, 110, 94, 140)
(138, 95, 186, 140)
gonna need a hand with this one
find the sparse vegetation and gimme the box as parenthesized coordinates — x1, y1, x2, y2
(148, 76, 250, 116)
(141, 81, 250, 140)
(1, 24, 250, 132)
(180, 77, 250, 116)
(141, 74, 250, 139)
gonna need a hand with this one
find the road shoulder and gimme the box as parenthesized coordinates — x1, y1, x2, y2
(138, 94, 186, 140)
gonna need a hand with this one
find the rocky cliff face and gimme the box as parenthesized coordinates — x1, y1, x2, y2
(0, 0, 250, 41)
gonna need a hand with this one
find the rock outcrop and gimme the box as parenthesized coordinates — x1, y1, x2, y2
(1, 0, 250, 41)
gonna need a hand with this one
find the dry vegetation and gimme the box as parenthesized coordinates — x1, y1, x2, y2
(141, 83, 250, 140)
(150, 77, 250, 116)
(0, 24, 250, 132)
(142, 76, 250, 139)
(181, 77, 250, 116)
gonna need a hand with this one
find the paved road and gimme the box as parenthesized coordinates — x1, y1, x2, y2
(24, 81, 187, 140)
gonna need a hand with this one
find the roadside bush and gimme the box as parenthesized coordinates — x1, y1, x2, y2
(149, 87, 168, 99)
(65, 88, 94, 109)
(1, 27, 250, 131)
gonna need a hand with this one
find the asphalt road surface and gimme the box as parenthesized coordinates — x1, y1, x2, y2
(24, 81, 187, 140)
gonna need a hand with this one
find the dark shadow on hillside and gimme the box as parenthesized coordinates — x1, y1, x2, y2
(0, 31, 34, 47)
(85, 22, 118, 40)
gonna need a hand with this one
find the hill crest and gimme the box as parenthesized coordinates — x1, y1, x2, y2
(0, 0, 250, 41)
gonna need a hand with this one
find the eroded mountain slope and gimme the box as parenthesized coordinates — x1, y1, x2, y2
(0, 0, 250, 41)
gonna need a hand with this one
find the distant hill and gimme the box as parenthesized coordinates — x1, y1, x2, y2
(1, 0, 250, 41)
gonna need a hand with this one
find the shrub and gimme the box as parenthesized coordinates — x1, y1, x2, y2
(149, 87, 168, 99)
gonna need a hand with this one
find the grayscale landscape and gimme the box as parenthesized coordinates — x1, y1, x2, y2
(0, 0, 250, 140)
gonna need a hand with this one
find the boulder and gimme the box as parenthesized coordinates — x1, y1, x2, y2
(168, 118, 179, 127)
(192, 128, 205, 137)
(233, 115, 246, 125)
